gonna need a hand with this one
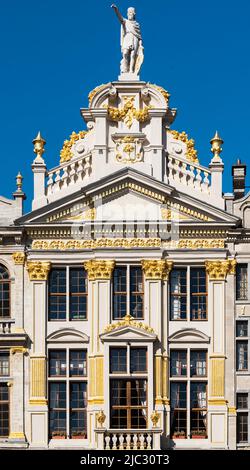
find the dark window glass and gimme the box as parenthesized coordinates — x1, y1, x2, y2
(113, 268, 127, 320)
(110, 379, 147, 429)
(110, 348, 127, 373)
(49, 350, 66, 377)
(70, 382, 87, 438)
(170, 351, 187, 377)
(190, 351, 207, 377)
(0, 353, 9, 376)
(190, 268, 207, 320)
(170, 382, 187, 437)
(130, 267, 144, 319)
(237, 413, 248, 443)
(48, 269, 66, 321)
(0, 265, 10, 318)
(130, 348, 147, 373)
(190, 383, 207, 436)
(170, 269, 187, 320)
(69, 268, 87, 320)
(236, 264, 248, 301)
(237, 341, 248, 371)
(70, 350, 87, 377)
(237, 393, 248, 410)
(237, 321, 248, 337)
(49, 382, 67, 437)
(0, 383, 9, 437)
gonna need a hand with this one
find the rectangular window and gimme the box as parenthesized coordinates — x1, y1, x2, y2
(110, 379, 147, 429)
(237, 393, 248, 410)
(190, 382, 207, 437)
(130, 267, 144, 319)
(170, 350, 187, 377)
(170, 269, 187, 320)
(237, 413, 248, 443)
(49, 350, 66, 377)
(0, 353, 9, 376)
(0, 383, 9, 437)
(190, 268, 207, 320)
(110, 348, 127, 373)
(170, 382, 187, 437)
(190, 351, 207, 377)
(130, 348, 147, 373)
(236, 264, 248, 301)
(113, 267, 127, 320)
(70, 382, 87, 438)
(49, 269, 67, 320)
(70, 350, 87, 377)
(237, 321, 248, 337)
(49, 382, 67, 438)
(69, 268, 88, 320)
(237, 341, 248, 371)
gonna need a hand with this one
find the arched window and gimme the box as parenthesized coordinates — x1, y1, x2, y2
(0, 265, 10, 318)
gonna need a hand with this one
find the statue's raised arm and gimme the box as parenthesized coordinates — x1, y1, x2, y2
(111, 4, 124, 24)
(111, 5, 144, 76)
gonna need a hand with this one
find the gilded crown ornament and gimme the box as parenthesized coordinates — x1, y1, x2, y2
(104, 314, 154, 333)
(33, 131, 46, 160)
(12, 252, 26, 265)
(210, 131, 224, 161)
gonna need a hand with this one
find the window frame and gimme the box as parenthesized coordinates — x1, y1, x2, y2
(0, 383, 9, 437)
(170, 266, 208, 322)
(0, 264, 11, 319)
(236, 319, 250, 374)
(0, 351, 10, 377)
(112, 265, 144, 320)
(236, 391, 250, 445)
(236, 263, 248, 302)
(48, 266, 88, 322)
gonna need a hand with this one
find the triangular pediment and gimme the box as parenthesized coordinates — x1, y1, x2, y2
(16, 168, 240, 229)
(100, 325, 157, 342)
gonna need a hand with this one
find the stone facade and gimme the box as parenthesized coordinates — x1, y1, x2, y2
(0, 60, 250, 451)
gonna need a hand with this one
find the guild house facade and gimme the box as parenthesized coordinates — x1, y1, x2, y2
(0, 5, 250, 451)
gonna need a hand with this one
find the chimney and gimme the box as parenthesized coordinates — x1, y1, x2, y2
(232, 159, 247, 200)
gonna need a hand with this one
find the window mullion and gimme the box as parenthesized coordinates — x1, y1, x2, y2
(66, 349, 70, 438)
(187, 349, 191, 438)
(187, 267, 190, 322)
(127, 265, 130, 316)
(67, 267, 70, 321)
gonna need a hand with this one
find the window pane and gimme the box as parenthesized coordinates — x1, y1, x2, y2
(190, 351, 207, 377)
(237, 413, 248, 443)
(237, 341, 248, 371)
(236, 264, 248, 301)
(237, 393, 248, 410)
(70, 382, 87, 438)
(170, 269, 187, 320)
(70, 350, 87, 376)
(49, 382, 66, 437)
(170, 350, 187, 377)
(190, 382, 207, 436)
(130, 348, 147, 373)
(130, 267, 144, 319)
(69, 268, 87, 320)
(0, 353, 9, 376)
(113, 267, 127, 319)
(49, 269, 66, 321)
(236, 321, 248, 337)
(190, 268, 207, 320)
(170, 382, 187, 437)
(0, 265, 10, 318)
(0, 383, 9, 437)
(110, 348, 127, 373)
(49, 350, 66, 376)
(110, 379, 147, 430)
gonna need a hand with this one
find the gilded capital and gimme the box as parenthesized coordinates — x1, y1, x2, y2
(84, 260, 115, 281)
(141, 260, 173, 280)
(26, 261, 51, 281)
(12, 252, 26, 265)
(205, 260, 236, 280)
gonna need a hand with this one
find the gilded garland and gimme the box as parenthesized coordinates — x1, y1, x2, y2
(169, 130, 199, 163)
(104, 96, 151, 129)
(60, 130, 88, 163)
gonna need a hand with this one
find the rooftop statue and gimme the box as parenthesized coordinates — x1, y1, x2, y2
(111, 4, 144, 76)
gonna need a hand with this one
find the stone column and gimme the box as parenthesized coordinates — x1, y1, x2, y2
(141, 260, 173, 433)
(26, 261, 51, 447)
(205, 259, 236, 448)
(84, 259, 115, 447)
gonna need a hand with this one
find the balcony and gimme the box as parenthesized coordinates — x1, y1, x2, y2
(95, 429, 162, 450)
(0, 319, 15, 334)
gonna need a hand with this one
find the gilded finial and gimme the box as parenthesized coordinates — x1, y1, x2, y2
(210, 130, 224, 161)
(16, 172, 23, 192)
(33, 131, 46, 159)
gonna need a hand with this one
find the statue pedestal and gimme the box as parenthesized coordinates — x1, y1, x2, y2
(118, 72, 140, 81)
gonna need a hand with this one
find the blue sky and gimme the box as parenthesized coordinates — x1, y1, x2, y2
(0, 0, 250, 210)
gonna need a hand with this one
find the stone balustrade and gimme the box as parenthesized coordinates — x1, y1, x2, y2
(168, 154, 211, 194)
(46, 153, 92, 196)
(95, 429, 162, 450)
(0, 318, 15, 334)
